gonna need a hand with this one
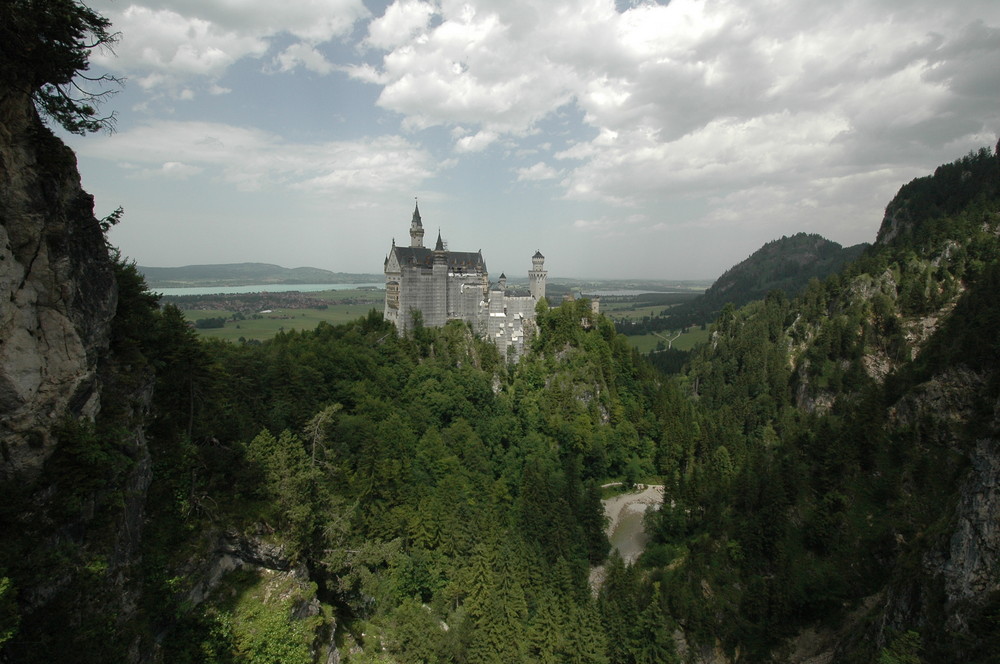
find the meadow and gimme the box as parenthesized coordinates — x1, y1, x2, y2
(178, 287, 712, 354)
(624, 327, 711, 353)
(176, 288, 383, 341)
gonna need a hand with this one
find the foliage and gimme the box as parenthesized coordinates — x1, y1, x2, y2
(7, 134, 1000, 662)
(638, 144, 1000, 661)
(0, 0, 122, 133)
(0, 576, 18, 648)
(623, 233, 867, 334)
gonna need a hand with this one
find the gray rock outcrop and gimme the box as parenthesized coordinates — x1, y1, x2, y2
(0, 90, 117, 480)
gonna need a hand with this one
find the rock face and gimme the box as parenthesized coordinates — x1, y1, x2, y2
(939, 438, 1000, 615)
(0, 91, 117, 480)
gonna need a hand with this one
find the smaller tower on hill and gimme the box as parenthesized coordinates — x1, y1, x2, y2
(529, 250, 547, 300)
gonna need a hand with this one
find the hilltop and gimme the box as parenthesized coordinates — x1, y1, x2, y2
(671, 232, 866, 328)
(137, 262, 382, 288)
(615, 233, 866, 341)
(704, 232, 867, 308)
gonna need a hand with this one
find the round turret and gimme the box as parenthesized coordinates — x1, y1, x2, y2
(531, 250, 544, 269)
(528, 250, 547, 300)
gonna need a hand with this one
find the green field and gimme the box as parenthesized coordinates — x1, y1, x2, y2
(624, 327, 710, 353)
(178, 288, 383, 341)
(601, 303, 670, 319)
(183, 306, 382, 341)
(179, 287, 713, 349)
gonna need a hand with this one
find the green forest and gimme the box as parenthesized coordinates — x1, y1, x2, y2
(4, 3, 1000, 662)
(4, 144, 1000, 663)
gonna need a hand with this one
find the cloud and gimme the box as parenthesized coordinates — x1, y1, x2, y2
(79, 121, 437, 196)
(73, 0, 1000, 277)
(94, 6, 268, 79)
(138, 161, 204, 179)
(571, 213, 648, 237)
(274, 43, 335, 75)
(88, 0, 369, 90)
(515, 162, 560, 181)
(359, 0, 1000, 221)
(454, 129, 499, 153)
(364, 1, 580, 134)
(365, 0, 436, 50)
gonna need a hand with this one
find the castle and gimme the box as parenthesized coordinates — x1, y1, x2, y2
(383, 203, 547, 360)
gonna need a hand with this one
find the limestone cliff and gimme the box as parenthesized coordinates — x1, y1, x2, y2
(0, 90, 117, 480)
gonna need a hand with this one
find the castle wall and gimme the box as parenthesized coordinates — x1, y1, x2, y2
(398, 265, 447, 330)
(447, 272, 487, 333)
(484, 292, 538, 361)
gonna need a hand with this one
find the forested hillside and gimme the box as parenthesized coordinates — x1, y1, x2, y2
(619, 233, 866, 339)
(642, 145, 1000, 662)
(6, 144, 999, 664)
(2, 280, 672, 662)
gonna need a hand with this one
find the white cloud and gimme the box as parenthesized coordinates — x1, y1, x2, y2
(455, 129, 499, 153)
(365, 0, 436, 50)
(571, 214, 647, 237)
(96, 6, 268, 78)
(79, 121, 436, 196)
(88, 0, 369, 89)
(358, 0, 1000, 218)
(515, 162, 560, 181)
(138, 161, 204, 179)
(365, 0, 580, 134)
(71, 0, 1000, 277)
(274, 43, 335, 75)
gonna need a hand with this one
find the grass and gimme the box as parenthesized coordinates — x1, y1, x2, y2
(623, 327, 711, 353)
(602, 304, 671, 319)
(179, 288, 714, 350)
(624, 334, 664, 353)
(183, 307, 380, 341)
(178, 289, 383, 341)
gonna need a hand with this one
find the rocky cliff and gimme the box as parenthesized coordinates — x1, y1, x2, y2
(0, 89, 117, 480)
(0, 89, 148, 662)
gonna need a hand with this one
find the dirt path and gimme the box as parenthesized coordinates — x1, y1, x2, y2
(601, 484, 664, 537)
(589, 484, 664, 592)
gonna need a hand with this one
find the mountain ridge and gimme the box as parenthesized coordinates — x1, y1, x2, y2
(137, 262, 382, 287)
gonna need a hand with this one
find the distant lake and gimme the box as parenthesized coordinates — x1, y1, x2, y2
(155, 283, 384, 296)
(583, 289, 680, 296)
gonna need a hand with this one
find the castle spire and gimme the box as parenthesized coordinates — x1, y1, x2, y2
(434, 229, 445, 251)
(409, 199, 424, 248)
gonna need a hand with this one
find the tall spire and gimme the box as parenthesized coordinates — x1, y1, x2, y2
(434, 229, 445, 251)
(409, 199, 424, 248)
(412, 200, 422, 227)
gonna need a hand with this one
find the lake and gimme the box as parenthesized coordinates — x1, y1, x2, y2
(155, 283, 385, 296)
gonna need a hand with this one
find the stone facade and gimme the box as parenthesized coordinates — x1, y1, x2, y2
(384, 203, 547, 360)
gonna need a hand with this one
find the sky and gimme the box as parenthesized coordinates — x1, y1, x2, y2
(61, 0, 1000, 280)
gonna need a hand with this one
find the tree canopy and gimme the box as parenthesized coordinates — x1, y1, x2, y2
(0, 0, 121, 133)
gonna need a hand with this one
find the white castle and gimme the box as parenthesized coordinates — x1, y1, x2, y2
(383, 203, 547, 360)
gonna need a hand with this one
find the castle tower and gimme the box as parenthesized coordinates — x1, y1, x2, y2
(528, 250, 547, 300)
(498, 272, 507, 290)
(409, 201, 424, 248)
(428, 229, 448, 326)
